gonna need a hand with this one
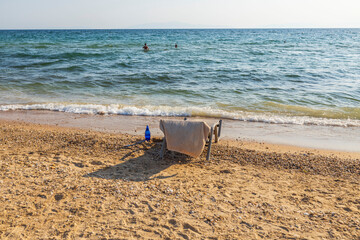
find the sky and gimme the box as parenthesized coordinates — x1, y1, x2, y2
(0, 0, 359, 29)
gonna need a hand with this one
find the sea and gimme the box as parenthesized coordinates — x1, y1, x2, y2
(0, 29, 359, 127)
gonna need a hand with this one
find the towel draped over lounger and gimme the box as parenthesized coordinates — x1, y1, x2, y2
(159, 120, 211, 158)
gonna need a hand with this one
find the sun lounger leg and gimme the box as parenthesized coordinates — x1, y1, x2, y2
(214, 125, 218, 143)
(218, 120, 222, 138)
(206, 126, 214, 160)
(160, 138, 166, 159)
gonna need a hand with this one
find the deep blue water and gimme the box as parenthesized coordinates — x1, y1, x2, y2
(0, 29, 359, 126)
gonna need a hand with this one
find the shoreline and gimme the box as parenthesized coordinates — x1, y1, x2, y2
(0, 109, 359, 155)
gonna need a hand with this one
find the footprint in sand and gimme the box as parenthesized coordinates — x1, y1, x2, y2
(183, 223, 200, 234)
(177, 232, 189, 240)
(168, 219, 178, 227)
(73, 162, 86, 168)
(54, 193, 64, 201)
(91, 160, 103, 165)
(141, 200, 155, 212)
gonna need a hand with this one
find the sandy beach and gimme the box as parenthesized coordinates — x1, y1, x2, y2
(0, 117, 359, 239)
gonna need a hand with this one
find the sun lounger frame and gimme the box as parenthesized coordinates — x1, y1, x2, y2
(160, 119, 222, 160)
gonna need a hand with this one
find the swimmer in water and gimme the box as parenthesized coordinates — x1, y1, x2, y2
(143, 43, 149, 50)
(175, 43, 178, 48)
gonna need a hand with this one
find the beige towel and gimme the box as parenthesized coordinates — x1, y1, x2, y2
(159, 120, 211, 158)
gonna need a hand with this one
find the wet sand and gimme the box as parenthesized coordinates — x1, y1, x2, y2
(0, 110, 359, 153)
(0, 118, 359, 239)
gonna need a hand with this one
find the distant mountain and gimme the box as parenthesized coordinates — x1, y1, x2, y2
(128, 21, 222, 29)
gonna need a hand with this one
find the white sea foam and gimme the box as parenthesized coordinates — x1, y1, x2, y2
(1, 103, 359, 127)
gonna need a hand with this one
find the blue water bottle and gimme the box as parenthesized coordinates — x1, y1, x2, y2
(145, 125, 151, 141)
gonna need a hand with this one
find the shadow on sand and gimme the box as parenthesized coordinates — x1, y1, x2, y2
(84, 141, 192, 182)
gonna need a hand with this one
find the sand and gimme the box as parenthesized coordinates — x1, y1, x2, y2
(1, 110, 359, 153)
(0, 120, 359, 239)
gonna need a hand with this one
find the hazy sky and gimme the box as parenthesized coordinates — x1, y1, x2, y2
(0, 0, 359, 29)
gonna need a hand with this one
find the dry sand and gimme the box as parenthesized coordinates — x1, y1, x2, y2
(0, 120, 359, 239)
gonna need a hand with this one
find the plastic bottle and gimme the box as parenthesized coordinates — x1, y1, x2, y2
(145, 125, 151, 141)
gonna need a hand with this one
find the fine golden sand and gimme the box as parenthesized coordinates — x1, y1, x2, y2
(0, 120, 359, 239)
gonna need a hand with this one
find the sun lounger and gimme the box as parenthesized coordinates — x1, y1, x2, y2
(159, 119, 222, 160)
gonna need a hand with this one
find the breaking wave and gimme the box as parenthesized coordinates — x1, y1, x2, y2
(1, 103, 359, 128)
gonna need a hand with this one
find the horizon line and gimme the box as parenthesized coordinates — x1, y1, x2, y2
(0, 27, 360, 31)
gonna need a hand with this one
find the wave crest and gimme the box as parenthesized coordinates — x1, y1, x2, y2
(1, 103, 360, 128)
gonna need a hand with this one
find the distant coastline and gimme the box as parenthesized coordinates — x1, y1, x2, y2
(1, 27, 360, 30)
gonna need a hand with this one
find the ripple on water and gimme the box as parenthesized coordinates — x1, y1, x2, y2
(0, 29, 359, 126)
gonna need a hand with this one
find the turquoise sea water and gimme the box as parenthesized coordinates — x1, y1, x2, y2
(0, 29, 359, 127)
